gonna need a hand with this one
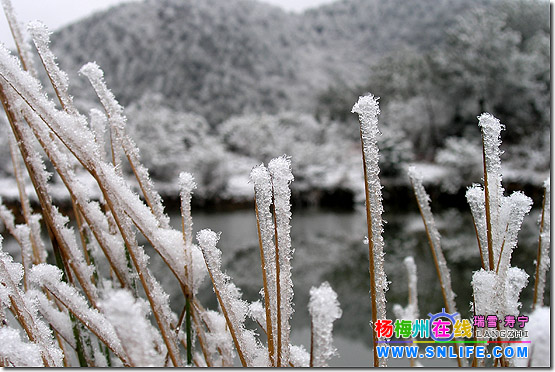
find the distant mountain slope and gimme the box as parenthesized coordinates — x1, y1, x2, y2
(49, 0, 494, 125)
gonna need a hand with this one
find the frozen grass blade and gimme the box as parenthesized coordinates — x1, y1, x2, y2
(533, 177, 550, 309)
(268, 155, 295, 367)
(79, 62, 170, 230)
(29, 264, 131, 366)
(408, 167, 466, 367)
(251, 163, 277, 366)
(478, 113, 504, 270)
(0, 0, 37, 77)
(308, 281, 341, 367)
(352, 94, 388, 367)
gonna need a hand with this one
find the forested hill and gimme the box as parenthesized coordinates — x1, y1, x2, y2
(49, 0, 494, 125)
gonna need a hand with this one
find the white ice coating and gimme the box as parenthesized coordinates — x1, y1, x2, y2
(289, 344, 310, 367)
(0, 240, 63, 367)
(514, 306, 550, 367)
(466, 184, 489, 268)
(179, 172, 196, 292)
(29, 289, 75, 348)
(478, 113, 505, 268)
(250, 163, 277, 362)
(197, 229, 268, 367)
(0, 326, 44, 367)
(502, 267, 528, 317)
(27, 21, 76, 114)
(408, 167, 457, 315)
(202, 309, 235, 367)
(308, 281, 342, 367)
(248, 300, 266, 329)
(471, 269, 497, 321)
(99, 288, 165, 367)
(352, 95, 388, 354)
(29, 264, 129, 365)
(534, 177, 550, 307)
(393, 256, 419, 321)
(89, 108, 108, 162)
(496, 192, 532, 278)
(79, 62, 170, 230)
(0, 0, 37, 77)
(268, 155, 295, 366)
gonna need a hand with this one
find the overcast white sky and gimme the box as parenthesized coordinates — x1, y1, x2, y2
(0, 0, 337, 50)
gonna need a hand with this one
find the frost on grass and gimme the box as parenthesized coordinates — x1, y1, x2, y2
(99, 288, 165, 367)
(514, 306, 550, 367)
(393, 256, 419, 321)
(0, 0, 37, 77)
(268, 155, 295, 366)
(352, 96, 387, 303)
(466, 184, 489, 268)
(80, 61, 170, 229)
(27, 21, 76, 114)
(250, 163, 277, 359)
(29, 264, 129, 365)
(0, 326, 43, 367)
(408, 167, 457, 315)
(29, 289, 75, 348)
(197, 229, 268, 367)
(478, 113, 505, 267)
(202, 310, 235, 367)
(534, 177, 550, 307)
(308, 281, 342, 367)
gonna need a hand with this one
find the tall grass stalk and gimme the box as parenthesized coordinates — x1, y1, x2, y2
(352, 94, 388, 367)
(408, 167, 465, 367)
(532, 178, 550, 309)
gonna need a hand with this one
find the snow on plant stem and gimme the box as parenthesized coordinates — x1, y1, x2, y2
(393, 256, 419, 321)
(308, 281, 342, 367)
(408, 167, 466, 368)
(27, 21, 77, 115)
(79, 61, 170, 230)
(250, 163, 277, 365)
(533, 177, 550, 309)
(352, 94, 388, 367)
(478, 113, 505, 270)
(466, 184, 489, 269)
(0, 0, 37, 77)
(0, 239, 63, 367)
(29, 264, 131, 366)
(268, 155, 295, 367)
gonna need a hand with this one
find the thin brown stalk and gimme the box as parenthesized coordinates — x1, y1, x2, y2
(272, 198, 283, 367)
(360, 142, 380, 367)
(532, 186, 548, 309)
(254, 198, 275, 366)
(481, 135, 495, 271)
(470, 214, 487, 270)
(39, 287, 132, 367)
(203, 263, 248, 367)
(100, 195, 183, 367)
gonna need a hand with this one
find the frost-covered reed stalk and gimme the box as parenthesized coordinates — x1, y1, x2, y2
(408, 168, 466, 367)
(407, 168, 457, 315)
(532, 177, 550, 309)
(352, 94, 388, 367)
(308, 282, 341, 367)
(393, 257, 419, 367)
(268, 155, 295, 367)
(197, 229, 268, 367)
(470, 113, 533, 367)
(251, 164, 277, 366)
